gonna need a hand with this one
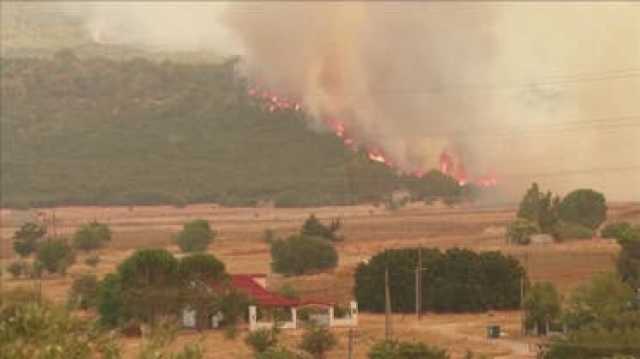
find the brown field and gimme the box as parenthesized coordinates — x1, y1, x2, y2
(2, 201, 638, 358)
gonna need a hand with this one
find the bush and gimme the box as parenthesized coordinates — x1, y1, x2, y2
(558, 189, 607, 230)
(506, 218, 539, 245)
(67, 274, 99, 310)
(256, 347, 304, 359)
(85, 254, 101, 267)
(552, 221, 594, 241)
(245, 328, 278, 354)
(97, 273, 124, 327)
(12, 222, 46, 257)
(36, 238, 75, 274)
(7, 261, 27, 278)
(617, 239, 640, 289)
(299, 324, 337, 359)
(355, 247, 526, 313)
(602, 222, 634, 239)
(175, 219, 216, 252)
(368, 340, 449, 359)
(270, 235, 338, 275)
(72, 221, 111, 252)
(544, 327, 640, 359)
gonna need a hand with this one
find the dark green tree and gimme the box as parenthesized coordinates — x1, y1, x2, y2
(178, 253, 227, 330)
(558, 189, 607, 230)
(517, 183, 559, 233)
(12, 222, 46, 257)
(72, 221, 112, 252)
(36, 238, 75, 275)
(301, 215, 342, 241)
(178, 253, 226, 283)
(602, 222, 635, 240)
(175, 219, 216, 252)
(96, 273, 124, 327)
(270, 235, 338, 275)
(116, 248, 180, 323)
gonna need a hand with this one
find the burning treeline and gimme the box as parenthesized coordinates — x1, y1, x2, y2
(60, 2, 640, 200)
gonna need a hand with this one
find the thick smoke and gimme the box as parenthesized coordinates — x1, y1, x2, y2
(59, 2, 640, 200)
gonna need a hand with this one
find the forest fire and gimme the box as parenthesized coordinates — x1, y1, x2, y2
(248, 85, 496, 187)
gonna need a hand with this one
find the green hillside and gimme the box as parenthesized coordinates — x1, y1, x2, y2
(3, 52, 465, 208)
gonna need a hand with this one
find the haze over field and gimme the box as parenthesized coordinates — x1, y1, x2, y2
(3, 1, 639, 201)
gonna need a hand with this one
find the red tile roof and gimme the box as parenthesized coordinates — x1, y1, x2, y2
(225, 275, 300, 307)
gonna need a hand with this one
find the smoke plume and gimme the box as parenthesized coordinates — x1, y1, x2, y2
(60, 2, 640, 199)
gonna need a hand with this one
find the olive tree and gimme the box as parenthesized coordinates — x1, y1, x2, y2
(175, 219, 216, 252)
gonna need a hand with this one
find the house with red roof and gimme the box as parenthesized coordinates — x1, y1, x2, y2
(182, 274, 358, 331)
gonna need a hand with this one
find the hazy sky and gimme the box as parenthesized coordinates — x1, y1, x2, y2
(20, 2, 640, 200)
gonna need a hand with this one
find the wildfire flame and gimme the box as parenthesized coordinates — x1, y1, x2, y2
(247, 84, 497, 187)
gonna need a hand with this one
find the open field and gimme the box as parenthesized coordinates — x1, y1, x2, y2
(2, 201, 638, 358)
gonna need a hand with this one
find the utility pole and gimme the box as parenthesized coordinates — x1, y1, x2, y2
(347, 328, 353, 359)
(385, 265, 392, 341)
(416, 247, 422, 319)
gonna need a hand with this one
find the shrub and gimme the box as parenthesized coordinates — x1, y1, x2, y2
(602, 222, 634, 239)
(299, 324, 337, 359)
(552, 221, 594, 241)
(245, 328, 278, 354)
(270, 235, 338, 275)
(72, 221, 112, 252)
(544, 327, 640, 359)
(617, 239, 640, 289)
(97, 273, 124, 327)
(12, 222, 46, 258)
(558, 189, 607, 230)
(67, 274, 99, 310)
(85, 254, 101, 267)
(175, 219, 216, 252)
(7, 261, 27, 278)
(506, 218, 539, 245)
(368, 340, 449, 359)
(355, 247, 526, 313)
(36, 238, 75, 274)
(256, 347, 304, 359)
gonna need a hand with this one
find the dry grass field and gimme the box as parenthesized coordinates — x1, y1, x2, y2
(2, 201, 638, 358)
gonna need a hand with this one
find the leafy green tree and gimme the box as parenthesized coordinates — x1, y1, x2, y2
(562, 272, 636, 331)
(97, 273, 124, 327)
(72, 221, 112, 252)
(558, 189, 607, 230)
(178, 253, 227, 330)
(116, 248, 180, 323)
(617, 239, 640, 289)
(524, 282, 562, 335)
(354, 248, 525, 313)
(544, 328, 640, 359)
(301, 214, 342, 241)
(0, 289, 121, 359)
(299, 324, 337, 359)
(506, 218, 539, 245)
(368, 340, 449, 359)
(178, 253, 226, 283)
(67, 274, 99, 310)
(517, 183, 559, 233)
(175, 219, 216, 252)
(12, 222, 46, 257)
(270, 235, 338, 275)
(36, 238, 75, 275)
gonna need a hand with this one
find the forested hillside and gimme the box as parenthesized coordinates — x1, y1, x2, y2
(1, 52, 469, 208)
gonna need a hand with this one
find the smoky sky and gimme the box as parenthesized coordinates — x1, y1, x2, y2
(40, 2, 640, 200)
